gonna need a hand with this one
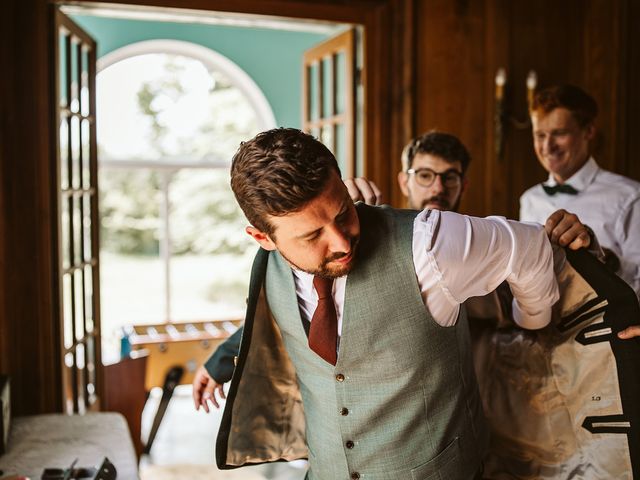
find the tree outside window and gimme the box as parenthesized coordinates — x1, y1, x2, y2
(98, 46, 272, 362)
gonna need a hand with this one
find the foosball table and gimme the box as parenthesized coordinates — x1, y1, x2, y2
(122, 318, 243, 454)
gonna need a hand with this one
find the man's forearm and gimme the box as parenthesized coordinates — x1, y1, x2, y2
(204, 326, 243, 383)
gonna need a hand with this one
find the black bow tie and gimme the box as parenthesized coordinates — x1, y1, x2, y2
(542, 183, 579, 196)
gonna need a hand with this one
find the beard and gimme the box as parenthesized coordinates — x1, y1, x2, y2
(415, 194, 461, 213)
(282, 235, 360, 279)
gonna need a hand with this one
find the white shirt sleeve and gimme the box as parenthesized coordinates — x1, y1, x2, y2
(617, 195, 640, 296)
(413, 209, 559, 328)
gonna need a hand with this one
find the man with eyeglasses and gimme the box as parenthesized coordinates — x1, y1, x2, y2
(344, 131, 470, 214)
(397, 131, 469, 212)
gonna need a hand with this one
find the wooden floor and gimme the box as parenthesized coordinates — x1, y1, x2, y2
(139, 385, 307, 480)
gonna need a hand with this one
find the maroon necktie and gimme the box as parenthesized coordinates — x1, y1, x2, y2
(308, 276, 338, 365)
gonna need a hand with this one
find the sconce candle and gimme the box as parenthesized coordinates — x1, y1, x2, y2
(494, 68, 507, 162)
(526, 70, 537, 109)
(495, 68, 506, 101)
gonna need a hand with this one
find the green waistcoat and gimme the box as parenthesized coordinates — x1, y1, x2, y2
(216, 204, 489, 480)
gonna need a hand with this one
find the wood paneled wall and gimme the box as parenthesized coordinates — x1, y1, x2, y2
(1, 0, 63, 415)
(406, 0, 640, 219)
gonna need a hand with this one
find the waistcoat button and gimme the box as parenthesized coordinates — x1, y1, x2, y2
(346, 440, 354, 449)
(351, 473, 360, 479)
(336, 373, 345, 382)
(340, 407, 349, 416)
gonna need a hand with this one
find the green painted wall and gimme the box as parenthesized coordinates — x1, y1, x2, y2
(71, 15, 328, 128)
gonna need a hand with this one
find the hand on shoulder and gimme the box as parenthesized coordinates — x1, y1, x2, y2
(544, 209, 591, 250)
(344, 177, 383, 205)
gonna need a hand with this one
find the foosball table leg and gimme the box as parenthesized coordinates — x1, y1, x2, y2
(143, 365, 184, 454)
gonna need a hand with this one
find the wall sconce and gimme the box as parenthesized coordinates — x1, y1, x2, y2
(494, 69, 538, 162)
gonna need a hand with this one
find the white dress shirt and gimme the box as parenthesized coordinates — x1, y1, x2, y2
(520, 157, 640, 296)
(293, 209, 559, 337)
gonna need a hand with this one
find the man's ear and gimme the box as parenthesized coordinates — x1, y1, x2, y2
(460, 176, 469, 195)
(246, 226, 277, 251)
(397, 171, 410, 197)
(585, 122, 596, 142)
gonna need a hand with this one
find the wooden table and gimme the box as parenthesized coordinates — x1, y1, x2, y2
(0, 413, 139, 479)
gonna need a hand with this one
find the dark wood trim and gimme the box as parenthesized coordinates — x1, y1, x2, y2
(67, 0, 388, 23)
(388, 0, 417, 208)
(482, 0, 510, 218)
(0, 0, 62, 414)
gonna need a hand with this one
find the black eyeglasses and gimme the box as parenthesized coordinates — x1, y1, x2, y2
(406, 167, 463, 188)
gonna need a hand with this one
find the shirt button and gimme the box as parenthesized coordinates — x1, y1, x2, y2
(346, 440, 354, 449)
(351, 473, 360, 479)
(336, 373, 345, 382)
(340, 407, 349, 416)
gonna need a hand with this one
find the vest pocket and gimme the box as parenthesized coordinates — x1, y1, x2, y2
(410, 437, 460, 480)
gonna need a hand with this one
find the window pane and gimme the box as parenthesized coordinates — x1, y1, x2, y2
(81, 119, 91, 189)
(81, 48, 90, 117)
(75, 269, 85, 340)
(70, 39, 79, 114)
(61, 196, 71, 270)
(169, 169, 254, 321)
(322, 56, 333, 118)
(63, 273, 73, 349)
(60, 117, 69, 190)
(76, 343, 86, 413)
(59, 32, 68, 108)
(83, 194, 92, 261)
(335, 52, 346, 115)
(73, 195, 82, 265)
(71, 115, 81, 189)
(86, 335, 97, 404)
(321, 124, 334, 153)
(96, 49, 265, 364)
(84, 265, 94, 334)
(309, 62, 318, 122)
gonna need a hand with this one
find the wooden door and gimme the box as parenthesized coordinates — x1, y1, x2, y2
(302, 29, 359, 178)
(53, 9, 102, 414)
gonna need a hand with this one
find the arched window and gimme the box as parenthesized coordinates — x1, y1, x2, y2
(96, 40, 275, 361)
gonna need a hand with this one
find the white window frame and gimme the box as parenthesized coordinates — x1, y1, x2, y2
(97, 40, 276, 323)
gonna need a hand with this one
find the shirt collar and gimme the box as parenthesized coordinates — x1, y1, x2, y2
(292, 268, 315, 294)
(543, 156, 599, 191)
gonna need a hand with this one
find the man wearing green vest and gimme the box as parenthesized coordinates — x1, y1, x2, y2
(193, 128, 560, 479)
(194, 131, 596, 411)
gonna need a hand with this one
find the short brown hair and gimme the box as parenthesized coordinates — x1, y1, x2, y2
(531, 84, 598, 128)
(401, 130, 471, 174)
(230, 128, 340, 236)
